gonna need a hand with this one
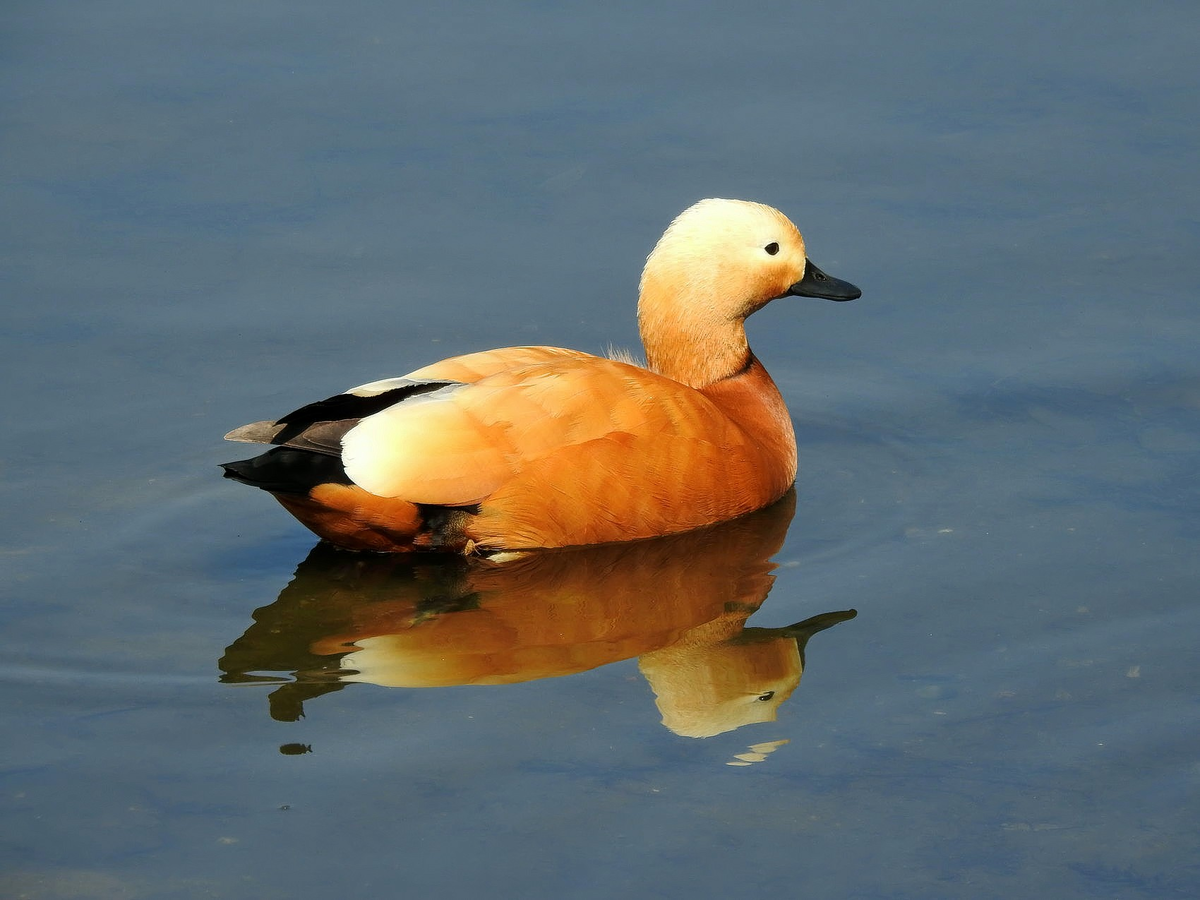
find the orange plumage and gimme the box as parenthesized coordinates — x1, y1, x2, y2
(222, 199, 860, 553)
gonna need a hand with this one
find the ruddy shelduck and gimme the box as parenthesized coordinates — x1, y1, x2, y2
(222, 199, 861, 553)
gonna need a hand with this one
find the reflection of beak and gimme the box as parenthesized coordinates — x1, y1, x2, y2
(780, 609, 857, 668)
(780, 608, 858, 637)
(736, 607, 857, 656)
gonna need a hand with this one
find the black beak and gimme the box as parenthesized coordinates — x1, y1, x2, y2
(786, 259, 861, 301)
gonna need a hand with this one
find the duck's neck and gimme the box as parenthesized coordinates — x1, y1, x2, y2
(638, 278, 753, 389)
(638, 274, 797, 486)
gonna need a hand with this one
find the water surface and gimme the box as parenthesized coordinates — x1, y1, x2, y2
(3, 2, 1198, 897)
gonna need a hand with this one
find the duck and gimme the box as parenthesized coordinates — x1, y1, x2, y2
(221, 198, 860, 553)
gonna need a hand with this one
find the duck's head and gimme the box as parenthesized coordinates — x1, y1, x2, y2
(638, 199, 860, 386)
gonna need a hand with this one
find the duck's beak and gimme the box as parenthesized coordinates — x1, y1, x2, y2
(786, 260, 861, 301)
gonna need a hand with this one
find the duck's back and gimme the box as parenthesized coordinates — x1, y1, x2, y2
(226, 349, 797, 552)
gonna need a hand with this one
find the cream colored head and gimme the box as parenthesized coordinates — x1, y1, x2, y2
(637, 199, 809, 386)
(638, 636, 804, 739)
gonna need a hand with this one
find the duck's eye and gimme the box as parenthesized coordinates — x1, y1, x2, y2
(757, 691, 775, 702)
(764, 242, 780, 256)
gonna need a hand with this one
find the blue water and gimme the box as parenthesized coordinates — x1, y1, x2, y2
(3, 2, 1198, 897)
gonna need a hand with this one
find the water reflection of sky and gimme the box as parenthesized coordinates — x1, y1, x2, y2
(3, 1, 1199, 898)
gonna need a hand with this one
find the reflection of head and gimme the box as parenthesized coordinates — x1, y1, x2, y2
(639, 610, 857, 738)
(639, 619, 801, 738)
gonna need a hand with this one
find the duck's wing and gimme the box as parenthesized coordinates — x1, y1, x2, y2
(223, 379, 460, 456)
(224, 348, 590, 453)
(338, 355, 742, 510)
(223, 347, 591, 456)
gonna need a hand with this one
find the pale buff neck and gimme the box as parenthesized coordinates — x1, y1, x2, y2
(637, 272, 754, 389)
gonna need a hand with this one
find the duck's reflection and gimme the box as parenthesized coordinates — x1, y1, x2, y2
(219, 491, 855, 737)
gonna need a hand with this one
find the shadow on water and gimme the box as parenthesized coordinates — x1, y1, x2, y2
(219, 490, 856, 738)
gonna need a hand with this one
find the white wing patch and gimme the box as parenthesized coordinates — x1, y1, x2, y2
(341, 383, 510, 504)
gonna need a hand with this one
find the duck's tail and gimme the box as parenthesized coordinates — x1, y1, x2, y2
(222, 447, 476, 554)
